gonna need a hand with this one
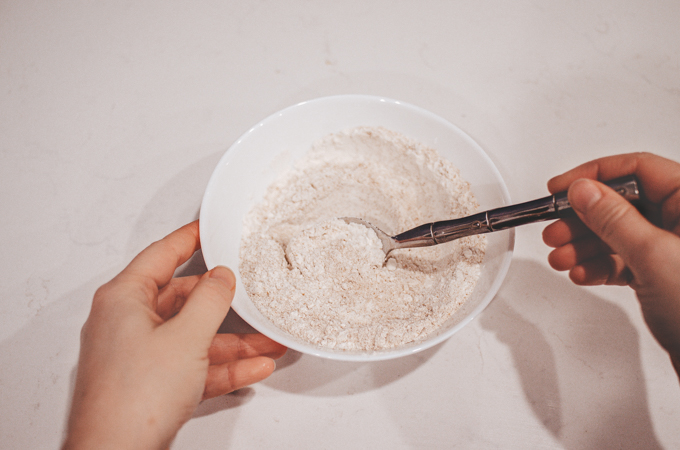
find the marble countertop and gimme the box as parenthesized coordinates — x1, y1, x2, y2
(2, 1, 679, 448)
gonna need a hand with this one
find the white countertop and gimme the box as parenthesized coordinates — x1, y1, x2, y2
(2, 1, 679, 448)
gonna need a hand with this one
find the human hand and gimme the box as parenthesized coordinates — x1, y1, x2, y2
(63, 221, 287, 450)
(542, 152, 680, 375)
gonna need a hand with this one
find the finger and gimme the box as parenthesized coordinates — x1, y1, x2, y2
(203, 357, 276, 399)
(208, 333, 287, 365)
(567, 178, 662, 272)
(165, 266, 236, 348)
(672, 355, 680, 381)
(569, 254, 632, 286)
(123, 221, 201, 289)
(542, 218, 593, 248)
(547, 236, 612, 271)
(547, 152, 680, 204)
(156, 275, 202, 321)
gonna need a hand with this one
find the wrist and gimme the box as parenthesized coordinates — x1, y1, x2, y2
(63, 396, 172, 450)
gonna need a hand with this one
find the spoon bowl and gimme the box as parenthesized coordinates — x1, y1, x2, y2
(340, 217, 400, 257)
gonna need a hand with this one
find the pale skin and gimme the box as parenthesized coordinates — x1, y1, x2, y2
(62, 221, 287, 450)
(542, 152, 680, 378)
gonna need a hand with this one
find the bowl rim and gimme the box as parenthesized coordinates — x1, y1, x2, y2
(200, 94, 514, 361)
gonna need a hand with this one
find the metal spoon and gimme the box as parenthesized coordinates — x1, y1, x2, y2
(343, 175, 642, 258)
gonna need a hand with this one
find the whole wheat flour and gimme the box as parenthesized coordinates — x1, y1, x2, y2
(239, 127, 486, 351)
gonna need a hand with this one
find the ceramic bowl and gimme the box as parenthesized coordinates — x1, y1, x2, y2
(200, 95, 514, 361)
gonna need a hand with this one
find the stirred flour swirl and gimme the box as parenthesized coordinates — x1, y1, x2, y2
(239, 127, 485, 351)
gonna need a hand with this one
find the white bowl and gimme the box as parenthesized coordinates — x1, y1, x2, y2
(200, 95, 514, 361)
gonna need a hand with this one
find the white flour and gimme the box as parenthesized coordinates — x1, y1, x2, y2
(239, 127, 485, 351)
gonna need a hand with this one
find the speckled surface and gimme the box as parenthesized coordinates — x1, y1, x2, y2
(1, 2, 679, 448)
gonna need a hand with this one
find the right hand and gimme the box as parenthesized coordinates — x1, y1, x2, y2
(542, 152, 680, 376)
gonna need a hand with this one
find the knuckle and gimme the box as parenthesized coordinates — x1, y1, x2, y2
(592, 198, 634, 242)
(79, 320, 92, 343)
(634, 151, 654, 160)
(236, 337, 250, 359)
(196, 277, 232, 309)
(91, 282, 115, 309)
(202, 277, 228, 297)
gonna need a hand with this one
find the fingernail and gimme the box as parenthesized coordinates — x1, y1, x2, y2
(569, 178, 602, 214)
(210, 266, 236, 290)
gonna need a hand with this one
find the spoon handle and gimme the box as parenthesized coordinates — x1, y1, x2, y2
(429, 175, 642, 244)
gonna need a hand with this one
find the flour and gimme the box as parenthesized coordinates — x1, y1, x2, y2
(239, 126, 486, 351)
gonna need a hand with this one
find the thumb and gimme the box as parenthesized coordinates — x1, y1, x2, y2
(165, 266, 236, 348)
(568, 178, 660, 269)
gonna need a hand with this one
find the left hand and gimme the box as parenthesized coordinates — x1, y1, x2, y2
(63, 221, 287, 450)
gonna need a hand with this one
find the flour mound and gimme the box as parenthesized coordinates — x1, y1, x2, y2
(239, 126, 486, 351)
(285, 220, 385, 279)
